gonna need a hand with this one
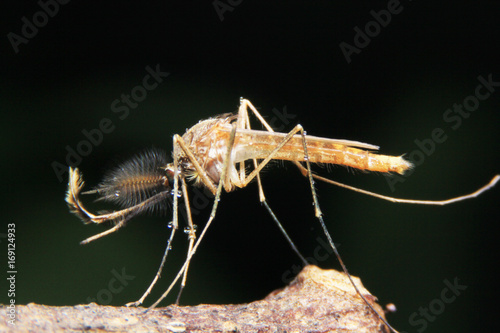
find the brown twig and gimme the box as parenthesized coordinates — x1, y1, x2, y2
(2, 265, 390, 332)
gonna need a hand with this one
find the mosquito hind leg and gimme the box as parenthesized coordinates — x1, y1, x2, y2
(296, 126, 399, 333)
(235, 101, 396, 331)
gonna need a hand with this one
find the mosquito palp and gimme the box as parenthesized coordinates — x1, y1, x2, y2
(66, 98, 499, 333)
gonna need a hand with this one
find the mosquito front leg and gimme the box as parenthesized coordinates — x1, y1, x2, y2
(125, 227, 177, 307)
(126, 137, 198, 307)
(174, 134, 217, 195)
(126, 139, 185, 307)
(175, 177, 197, 304)
(149, 124, 238, 309)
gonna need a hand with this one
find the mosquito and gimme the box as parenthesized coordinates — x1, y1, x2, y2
(66, 98, 499, 333)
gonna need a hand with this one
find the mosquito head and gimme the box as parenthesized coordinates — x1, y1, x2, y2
(163, 163, 175, 187)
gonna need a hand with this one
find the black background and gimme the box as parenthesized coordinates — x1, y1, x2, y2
(1, 1, 499, 332)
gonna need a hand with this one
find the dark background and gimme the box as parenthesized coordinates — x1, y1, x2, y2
(1, 1, 499, 332)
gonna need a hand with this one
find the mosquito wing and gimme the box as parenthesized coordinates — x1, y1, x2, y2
(230, 128, 380, 150)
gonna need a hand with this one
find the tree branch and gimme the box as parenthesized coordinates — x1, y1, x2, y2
(3, 265, 390, 332)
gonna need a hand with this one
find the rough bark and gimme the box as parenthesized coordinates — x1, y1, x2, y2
(2, 265, 390, 332)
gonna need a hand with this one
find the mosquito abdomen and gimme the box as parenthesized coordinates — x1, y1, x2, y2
(234, 132, 413, 175)
(307, 144, 413, 174)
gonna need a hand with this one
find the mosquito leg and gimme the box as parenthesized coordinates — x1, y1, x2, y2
(236, 99, 313, 185)
(239, 98, 274, 132)
(238, 100, 396, 330)
(80, 218, 128, 244)
(236, 98, 307, 265)
(125, 137, 189, 307)
(149, 123, 238, 309)
(297, 126, 399, 333)
(125, 227, 177, 307)
(175, 177, 197, 304)
(238, 124, 304, 187)
(244, 99, 496, 203)
(293, 162, 499, 205)
(67, 167, 173, 244)
(68, 165, 176, 304)
(174, 134, 217, 195)
(260, 201, 308, 266)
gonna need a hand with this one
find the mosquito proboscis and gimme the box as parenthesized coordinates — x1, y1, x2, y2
(66, 98, 499, 333)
